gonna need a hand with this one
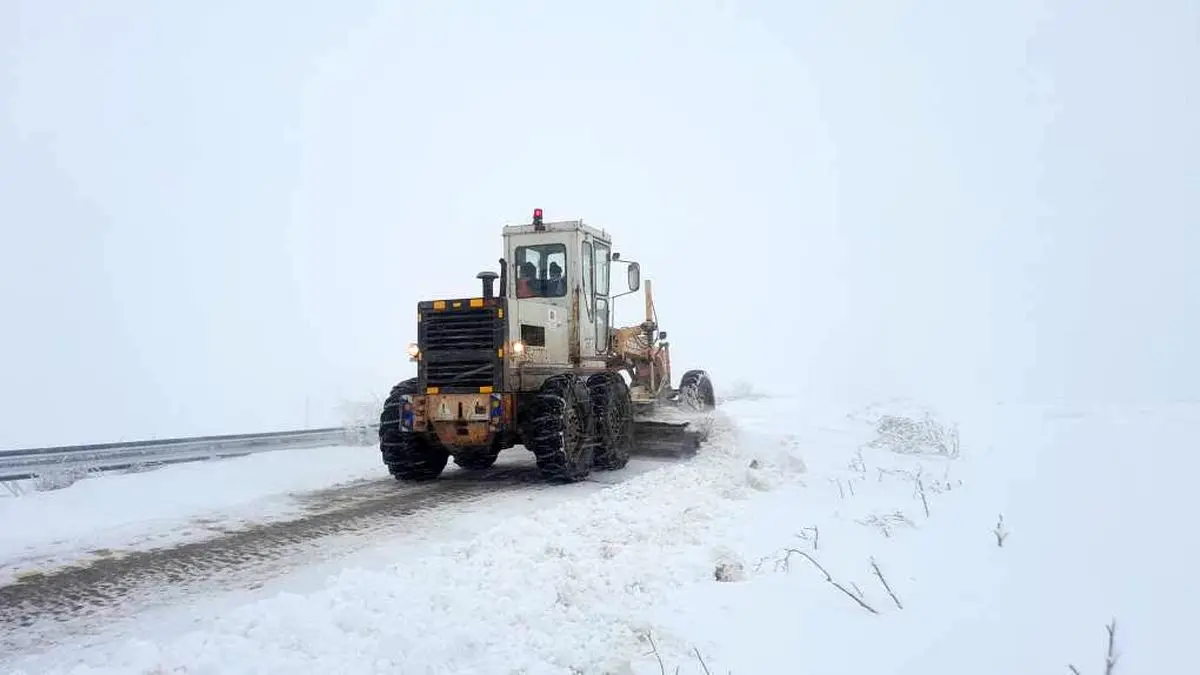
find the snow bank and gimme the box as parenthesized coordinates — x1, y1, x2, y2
(655, 400, 1195, 674)
(8, 398, 1191, 674)
(0, 444, 382, 583)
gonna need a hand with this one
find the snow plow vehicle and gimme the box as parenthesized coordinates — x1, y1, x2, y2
(378, 209, 716, 483)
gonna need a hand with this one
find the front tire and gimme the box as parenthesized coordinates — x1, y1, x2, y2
(526, 374, 594, 482)
(379, 378, 449, 481)
(678, 370, 716, 411)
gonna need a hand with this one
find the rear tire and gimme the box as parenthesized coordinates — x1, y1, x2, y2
(678, 370, 716, 411)
(379, 378, 449, 481)
(526, 374, 594, 482)
(588, 372, 633, 470)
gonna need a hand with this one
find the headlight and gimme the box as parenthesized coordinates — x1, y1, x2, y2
(406, 342, 420, 359)
(511, 340, 525, 355)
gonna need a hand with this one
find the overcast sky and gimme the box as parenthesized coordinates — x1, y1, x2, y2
(1, 0, 1196, 448)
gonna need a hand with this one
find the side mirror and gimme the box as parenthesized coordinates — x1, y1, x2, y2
(627, 262, 641, 292)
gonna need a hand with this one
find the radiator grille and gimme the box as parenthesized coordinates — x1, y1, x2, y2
(424, 360, 495, 388)
(423, 309, 495, 350)
(419, 305, 501, 389)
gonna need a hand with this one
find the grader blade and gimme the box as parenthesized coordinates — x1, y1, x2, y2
(630, 419, 704, 458)
(626, 372, 717, 460)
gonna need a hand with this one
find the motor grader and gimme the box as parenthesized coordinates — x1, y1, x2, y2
(377, 208, 716, 483)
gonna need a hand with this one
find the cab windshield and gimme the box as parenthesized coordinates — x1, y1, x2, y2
(513, 243, 567, 298)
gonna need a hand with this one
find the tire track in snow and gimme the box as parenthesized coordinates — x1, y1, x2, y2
(0, 455, 679, 656)
(0, 464, 547, 647)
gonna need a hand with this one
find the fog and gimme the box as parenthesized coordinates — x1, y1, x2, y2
(1, 0, 1196, 448)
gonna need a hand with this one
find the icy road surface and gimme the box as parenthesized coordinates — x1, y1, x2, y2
(4, 398, 1194, 673)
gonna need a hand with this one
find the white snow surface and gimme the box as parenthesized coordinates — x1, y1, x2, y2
(0, 444, 383, 583)
(7, 397, 1193, 673)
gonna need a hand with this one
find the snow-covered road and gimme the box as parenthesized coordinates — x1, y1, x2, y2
(0, 441, 684, 659)
(3, 397, 1192, 673)
(1, 444, 385, 585)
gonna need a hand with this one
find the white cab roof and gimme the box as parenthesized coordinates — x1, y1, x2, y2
(502, 219, 611, 243)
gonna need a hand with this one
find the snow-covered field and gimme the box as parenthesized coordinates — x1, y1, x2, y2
(5, 397, 1190, 674)
(0, 445, 384, 584)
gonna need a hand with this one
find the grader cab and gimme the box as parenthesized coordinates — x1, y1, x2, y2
(378, 209, 716, 483)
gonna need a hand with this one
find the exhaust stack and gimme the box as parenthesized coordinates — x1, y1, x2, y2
(477, 271, 499, 299)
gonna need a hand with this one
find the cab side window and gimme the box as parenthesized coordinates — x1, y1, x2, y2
(594, 243, 611, 296)
(593, 243, 610, 349)
(581, 241, 594, 319)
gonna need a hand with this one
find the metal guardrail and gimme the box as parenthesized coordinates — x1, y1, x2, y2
(0, 425, 379, 483)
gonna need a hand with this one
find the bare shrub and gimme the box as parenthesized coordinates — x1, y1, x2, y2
(757, 548, 879, 614)
(795, 525, 820, 550)
(831, 477, 846, 499)
(915, 476, 930, 517)
(1068, 619, 1119, 675)
(640, 631, 718, 675)
(870, 557, 903, 609)
(874, 465, 940, 517)
(848, 448, 868, 475)
(855, 511, 916, 538)
(865, 413, 961, 458)
(33, 464, 95, 492)
(923, 465, 963, 494)
(993, 514, 1009, 547)
(2, 480, 27, 497)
